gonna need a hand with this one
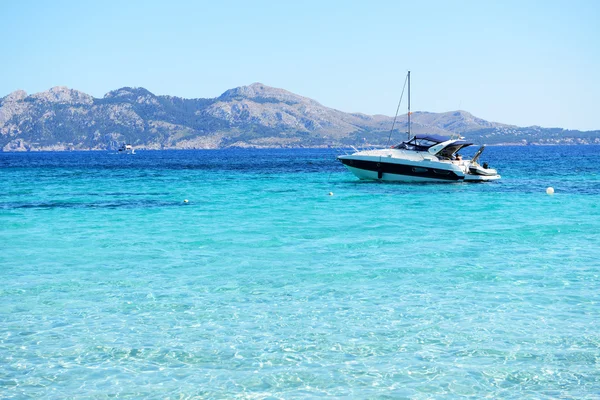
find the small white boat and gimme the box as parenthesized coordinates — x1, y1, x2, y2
(338, 72, 500, 183)
(117, 144, 135, 154)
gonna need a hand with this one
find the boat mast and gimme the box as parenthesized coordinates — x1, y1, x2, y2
(407, 71, 411, 140)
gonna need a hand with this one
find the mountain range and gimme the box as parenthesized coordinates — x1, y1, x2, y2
(1, 83, 598, 151)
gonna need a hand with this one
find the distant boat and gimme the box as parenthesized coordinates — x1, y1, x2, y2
(337, 71, 500, 182)
(117, 143, 135, 154)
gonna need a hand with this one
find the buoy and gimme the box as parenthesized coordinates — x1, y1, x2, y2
(328, 192, 333, 196)
(546, 187, 554, 195)
(184, 199, 189, 203)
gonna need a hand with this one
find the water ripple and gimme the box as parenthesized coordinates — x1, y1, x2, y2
(1, 147, 600, 398)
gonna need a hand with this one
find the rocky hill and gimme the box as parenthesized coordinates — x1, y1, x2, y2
(1, 83, 598, 151)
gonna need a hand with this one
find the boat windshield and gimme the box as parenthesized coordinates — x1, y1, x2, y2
(393, 135, 446, 151)
(437, 143, 473, 159)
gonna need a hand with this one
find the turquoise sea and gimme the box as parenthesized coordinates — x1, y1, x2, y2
(1, 146, 599, 399)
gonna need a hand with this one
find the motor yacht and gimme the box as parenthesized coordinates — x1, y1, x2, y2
(117, 143, 135, 154)
(337, 71, 500, 183)
(338, 134, 500, 182)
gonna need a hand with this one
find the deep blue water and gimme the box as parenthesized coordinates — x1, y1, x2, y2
(1, 146, 599, 398)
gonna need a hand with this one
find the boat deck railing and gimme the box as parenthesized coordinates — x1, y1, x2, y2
(335, 144, 389, 156)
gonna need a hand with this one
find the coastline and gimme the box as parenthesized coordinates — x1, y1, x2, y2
(2, 141, 600, 152)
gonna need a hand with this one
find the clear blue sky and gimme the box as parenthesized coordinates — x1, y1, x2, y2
(1, 0, 598, 130)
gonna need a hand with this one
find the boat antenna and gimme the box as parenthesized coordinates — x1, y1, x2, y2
(386, 71, 409, 147)
(407, 70, 411, 140)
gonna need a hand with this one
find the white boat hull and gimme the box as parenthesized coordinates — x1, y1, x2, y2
(342, 163, 464, 182)
(463, 173, 501, 182)
(338, 150, 500, 183)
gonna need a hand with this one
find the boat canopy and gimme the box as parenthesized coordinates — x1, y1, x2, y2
(393, 134, 473, 152)
(414, 134, 473, 146)
(414, 134, 451, 143)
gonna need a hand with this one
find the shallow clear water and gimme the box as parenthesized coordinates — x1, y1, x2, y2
(1, 146, 599, 398)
